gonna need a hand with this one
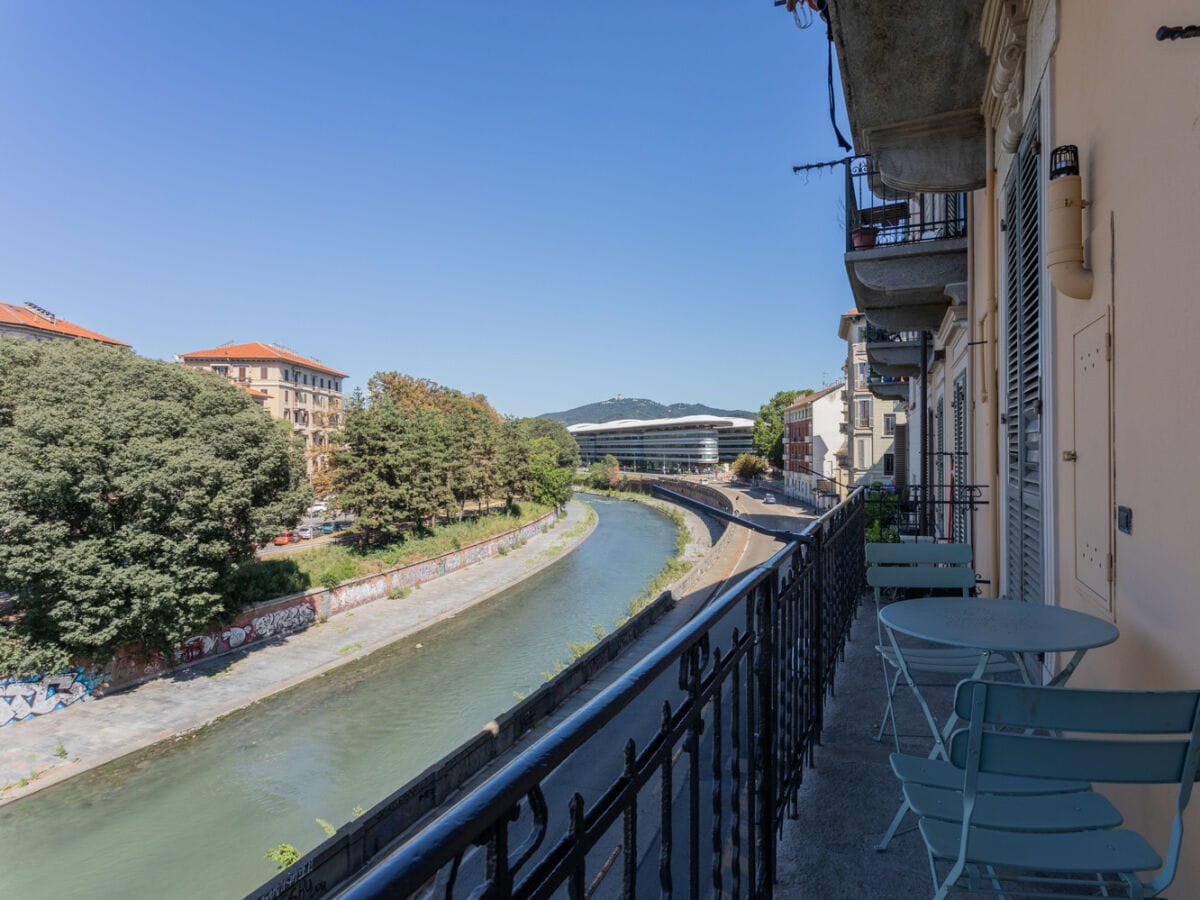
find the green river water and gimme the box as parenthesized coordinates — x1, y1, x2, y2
(0, 496, 676, 899)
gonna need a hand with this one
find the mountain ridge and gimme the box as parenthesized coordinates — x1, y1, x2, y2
(539, 397, 755, 426)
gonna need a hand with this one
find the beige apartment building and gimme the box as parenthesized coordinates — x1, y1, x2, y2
(0, 301, 128, 347)
(827, 0, 1200, 887)
(836, 310, 906, 491)
(177, 342, 347, 471)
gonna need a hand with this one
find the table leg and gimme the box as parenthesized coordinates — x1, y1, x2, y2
(875, 628, 992, 851)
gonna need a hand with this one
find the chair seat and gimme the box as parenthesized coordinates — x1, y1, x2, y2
(890, 755, 1090, 795)
(904, 783, 1122, 832)
(920, 818, 1162, 873)
(876, 644, 1024, 676)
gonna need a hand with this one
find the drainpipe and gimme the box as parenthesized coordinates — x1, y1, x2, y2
(919, 329, 929, 536)
(985, 126, 1001, 589)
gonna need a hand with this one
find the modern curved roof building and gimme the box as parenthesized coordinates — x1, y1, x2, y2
(568, 414, 755, 471)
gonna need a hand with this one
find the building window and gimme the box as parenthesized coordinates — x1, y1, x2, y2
(284, 390, 289, 403)
(303, 373, 308, 385)
(856, 398, 872, 428)
(883, 453, 895, 476)
(213, 366, 227, 376)
(260, 367, 267, 380)
(238, 366, 247, 381)
(857, 362, 868, 386)
(884, 414, 896, 435)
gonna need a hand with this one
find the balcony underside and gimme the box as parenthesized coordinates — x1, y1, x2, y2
(868, 380, 909, 401)
(866, 339, 923, 378)
(828, 0, 989, 192)
(846, 237, 968, 332)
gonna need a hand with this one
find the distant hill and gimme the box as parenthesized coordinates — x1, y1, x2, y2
(540, 397, 755, 426)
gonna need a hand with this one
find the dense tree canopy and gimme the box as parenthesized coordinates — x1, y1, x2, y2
(731, 453, 770, 480)
(752, 388, 810, 469)
(588, 454, 621, 489)
(333, 374, 574, 542)
(521, 417, 581, 470)
(0, 339, 309, 671)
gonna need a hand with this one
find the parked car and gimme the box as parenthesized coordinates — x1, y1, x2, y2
(763, 494, 777, 504)
(272, 530, 300, 545)
(297, 526, 315, 540)
(307, 502, 328, 516)
(321, 522, 335, 534)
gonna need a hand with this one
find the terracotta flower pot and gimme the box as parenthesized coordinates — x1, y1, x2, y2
(851, 225, 879, 249)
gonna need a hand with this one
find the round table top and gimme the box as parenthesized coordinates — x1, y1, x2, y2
(878, 596, 1119, 653)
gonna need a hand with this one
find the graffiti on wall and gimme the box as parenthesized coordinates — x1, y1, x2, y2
(0, 669, 94, 726)
(252, 603, 315, 638)
(218, 603, 318, 650)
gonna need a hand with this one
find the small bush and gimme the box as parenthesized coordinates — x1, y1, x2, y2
(386, 586, 412, 600)
(264, 843, 301, 871)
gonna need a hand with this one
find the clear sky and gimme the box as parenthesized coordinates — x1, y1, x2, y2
(0, 2, 856, 418)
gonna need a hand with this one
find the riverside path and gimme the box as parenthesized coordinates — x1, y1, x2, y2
(0, 500, 605, 803)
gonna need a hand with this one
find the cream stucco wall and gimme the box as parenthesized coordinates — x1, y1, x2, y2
(1044, 4, 1200, 888)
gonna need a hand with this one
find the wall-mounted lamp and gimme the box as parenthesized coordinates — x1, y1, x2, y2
(1047, 145, 1093, 299)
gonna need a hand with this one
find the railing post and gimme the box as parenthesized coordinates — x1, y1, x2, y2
(754, 580, 777, 898)
(811, 527, 826, 741)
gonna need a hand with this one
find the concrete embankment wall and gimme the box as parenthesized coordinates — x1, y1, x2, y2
(251, 478, 736, 900)
(1, 509, 562, 726)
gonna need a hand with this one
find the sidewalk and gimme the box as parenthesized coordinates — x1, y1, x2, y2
(0, 500, 604, 803)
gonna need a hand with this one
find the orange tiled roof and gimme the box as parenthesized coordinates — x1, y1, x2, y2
(233, 383, 272, 400)
(0, 302, 129, 347)
(178, 341, 347, 377)
(784, 382, 844, 411)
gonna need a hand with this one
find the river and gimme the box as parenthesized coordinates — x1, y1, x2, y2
(0, 496, 677, 899)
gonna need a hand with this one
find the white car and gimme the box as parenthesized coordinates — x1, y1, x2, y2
(762, 494, 777, 504)
(297, 526, 315, 539)
(307, 502, 328, 515)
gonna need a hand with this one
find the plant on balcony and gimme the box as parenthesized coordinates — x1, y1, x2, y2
(851, 224, 878, 249)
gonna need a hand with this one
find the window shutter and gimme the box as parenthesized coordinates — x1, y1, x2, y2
(1002, 111, 1044, 604)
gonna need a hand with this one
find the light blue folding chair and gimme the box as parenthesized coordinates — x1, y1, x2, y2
(867, 544, 1021, 756)
(897, 679, 1200, 898)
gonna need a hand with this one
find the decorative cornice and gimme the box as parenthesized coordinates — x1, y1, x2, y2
(980, 0, 1030, 149)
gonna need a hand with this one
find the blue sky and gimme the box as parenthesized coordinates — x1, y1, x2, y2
(0, 2, 855, 418)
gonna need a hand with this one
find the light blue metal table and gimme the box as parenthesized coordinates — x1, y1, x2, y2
(875, 597, 1119, 850)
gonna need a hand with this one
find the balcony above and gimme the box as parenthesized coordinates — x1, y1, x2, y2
(844, 158, 968, 332)
(867, 377, 909, 401)
(827, 0, 989, 192)
(864, 325, 923, 378)
(847, 238, 967, 332)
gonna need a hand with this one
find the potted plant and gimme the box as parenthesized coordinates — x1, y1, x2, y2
(851, 224, 879, 249)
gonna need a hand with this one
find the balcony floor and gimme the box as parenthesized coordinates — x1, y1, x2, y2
(775, 605, 956, 898)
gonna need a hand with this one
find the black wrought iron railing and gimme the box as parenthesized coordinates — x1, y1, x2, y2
(330, 489, 866, 899)
(845, 157, 966, 252)
(861, 324, 922, 345)
(864, 481, 987, 545)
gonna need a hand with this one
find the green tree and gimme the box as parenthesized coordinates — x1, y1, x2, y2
(752, 389, 809, 469)
(588, 454, 621, 489)
(526, 437, 573, 507)
(495, 417, 533, 512)
(731, 453, 770, 480)
(333, 399, 451, 539)
(520, 417, 581, 469)
(0, 339, 309, 672)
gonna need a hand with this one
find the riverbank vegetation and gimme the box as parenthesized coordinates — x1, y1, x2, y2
(229, 501, 558, 601)
(0, 340, 309, 672)
(333, 373, 577, 543)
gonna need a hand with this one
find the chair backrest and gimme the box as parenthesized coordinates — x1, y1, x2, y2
(866, 543, 972, 566)
(866, 542, 975, 596)
(950, 679, 1200, 892)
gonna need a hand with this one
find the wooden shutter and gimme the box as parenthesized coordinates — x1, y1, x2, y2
(1002, 112, 1045, 604)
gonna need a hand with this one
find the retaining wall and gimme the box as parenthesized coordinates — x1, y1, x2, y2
(0, 508, 562, 724)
